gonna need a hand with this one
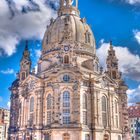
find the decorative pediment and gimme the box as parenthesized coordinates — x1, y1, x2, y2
(21, 74, 43, 89)
(97, 74, 118, 88)
(81, 59, 94, 70)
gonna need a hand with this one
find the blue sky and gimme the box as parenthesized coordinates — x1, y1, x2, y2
(0, 0, 140, 109)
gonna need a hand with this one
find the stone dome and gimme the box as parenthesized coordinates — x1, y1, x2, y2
(42, 1, 96, 56)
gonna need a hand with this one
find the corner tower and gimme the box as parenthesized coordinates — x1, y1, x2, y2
(19, 41, 31, 81)
(106, 41, 121, 80)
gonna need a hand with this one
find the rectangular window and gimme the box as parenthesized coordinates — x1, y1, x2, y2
(63, 116, 70, 124)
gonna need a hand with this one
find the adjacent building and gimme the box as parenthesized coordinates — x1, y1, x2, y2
(128, 103, 140, 140)
(9, 0, 130, 140)
(0, 108, 10, 140)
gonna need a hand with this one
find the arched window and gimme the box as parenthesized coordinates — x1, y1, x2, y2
(64, 55, 69, 64)
(63, 133, 70, 140)
(83, 94, 87, 125)
(63, 91, 70, 103)
(47, 94, 51, 110)
(30, 97, 34, 112)
(102, 96, 107, 128)
(63, 91, 70, 124)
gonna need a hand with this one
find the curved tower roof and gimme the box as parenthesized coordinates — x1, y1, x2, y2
(42, 0, 96, 58)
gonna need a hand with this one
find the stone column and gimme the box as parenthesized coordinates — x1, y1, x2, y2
(52, 84, 60, 125)
(36, 89, 44, 129)
(72, 84, 80, 125)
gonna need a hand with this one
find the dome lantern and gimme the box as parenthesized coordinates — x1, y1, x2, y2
(58, 0, 80, 16)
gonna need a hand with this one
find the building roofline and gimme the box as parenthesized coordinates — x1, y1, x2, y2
(0, 107, 10, 111)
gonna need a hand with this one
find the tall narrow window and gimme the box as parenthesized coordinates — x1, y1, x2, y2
(46, 36, 49, 44)
(115, 100, 119, 128)
(85, 31, 91, 43)
(19, 103, 22, 126)
(30, 97, 34, 112)
(21, 72, 26, 80)
(102, 96, 107, 128)
(115, 100, 118, 114)
(47, 94, 51, 109)
(29, 97, 34, 125)
(47, 94, 52, 125)
(112, 71, 116, 79)
(83, 94, 87, 125)
(63, 91, 70, 124)
(83, 94, 87, 109)
(94, 62, 98, 72)
(63, 133, 70, 140)
(64, 55, 69, 64)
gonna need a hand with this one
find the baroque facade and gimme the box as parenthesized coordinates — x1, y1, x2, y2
(9, 0, 130, 140)
(128, 103, 140, 140)
(0, 108, 10, 140)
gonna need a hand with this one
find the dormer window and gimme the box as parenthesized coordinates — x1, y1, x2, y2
(94, 62, 98, 72)
(88, 33, 91, 43)
(85, 31, 91, 43)
(21, 72, 26, 80)
(64, 55, 69, 64)
(46, 36, 49, 44)
(112, 71, 117, 79)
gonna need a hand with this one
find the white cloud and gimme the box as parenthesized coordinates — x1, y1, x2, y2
(133, 29, 140, 44)
(127, 85, 140, 105)
(0, 68, 15, 74)
(125, 0, 140, 4)
(32, 49, 41, 73)
(0, 0, 57, 56)
(97, 40, 140, 81)
(35, 49, 41, 58)
(7, 101, 11, 109)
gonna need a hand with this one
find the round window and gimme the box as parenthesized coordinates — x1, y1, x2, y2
(63, 75, 70, 82)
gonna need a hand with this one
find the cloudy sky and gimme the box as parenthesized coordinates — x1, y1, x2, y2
(0, 0, 140, 109)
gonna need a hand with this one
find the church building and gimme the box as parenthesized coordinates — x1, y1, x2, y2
(9, 0, 130, 140)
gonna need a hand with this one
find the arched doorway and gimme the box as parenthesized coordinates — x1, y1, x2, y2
(63, 133, 70, 140)
(104, 134, 109, 140)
